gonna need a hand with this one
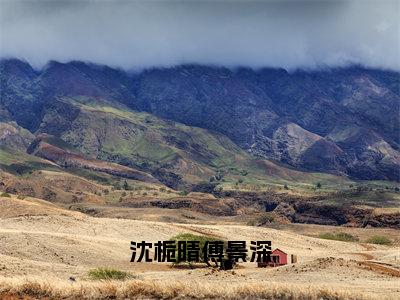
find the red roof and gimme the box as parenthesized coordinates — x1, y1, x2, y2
(272, 248, 287, 255)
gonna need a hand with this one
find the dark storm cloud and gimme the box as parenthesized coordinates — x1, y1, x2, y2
(0, 0, 399, 71)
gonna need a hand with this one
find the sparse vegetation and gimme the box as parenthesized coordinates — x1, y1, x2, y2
(214, 186, 223, 193)
(88, 268, 132, 281)
(214, 170, 224, 181)
(42, 188, 57, 201)
(318, 232, 359, 242)
(179, 190, 189, 196)
(1, 192, 11, 198)
(0, 277, 370, 300)
(169, 233, 225, 266)
(366, 235, 392, 245)
(247, 212, 275, 226)
(112, 182, 121, 190)
(123, 180, 130, 190)
(240, 170, 248, 176)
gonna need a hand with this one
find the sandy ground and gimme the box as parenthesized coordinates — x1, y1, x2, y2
(0, 196, 399, 299)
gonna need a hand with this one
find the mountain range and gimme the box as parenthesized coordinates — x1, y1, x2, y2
(1, 58, 399, 185)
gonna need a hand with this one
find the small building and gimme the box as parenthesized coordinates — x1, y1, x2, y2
(258, 248, 288, 267)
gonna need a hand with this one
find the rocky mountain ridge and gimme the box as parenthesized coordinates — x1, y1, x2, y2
(1, 58, 399, 181)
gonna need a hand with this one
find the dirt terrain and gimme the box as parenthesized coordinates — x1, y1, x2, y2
(0, 195, 399, 299)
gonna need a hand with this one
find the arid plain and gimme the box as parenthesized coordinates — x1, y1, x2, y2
(0, 195, 399, 300)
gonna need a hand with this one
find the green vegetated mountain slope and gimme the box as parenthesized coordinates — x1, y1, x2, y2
(0, 58, 399, 188)
(0, 94, 355, 192)
(43, 97, 362, 187)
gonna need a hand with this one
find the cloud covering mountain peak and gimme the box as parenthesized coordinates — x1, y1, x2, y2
(1, 0, 399, 71)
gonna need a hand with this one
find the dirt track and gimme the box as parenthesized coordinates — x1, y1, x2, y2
(347, 243, 400, 277)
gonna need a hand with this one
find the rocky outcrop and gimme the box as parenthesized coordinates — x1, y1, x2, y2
(121, 197, 237, 216)
(224, 190, 400, 228)
(134, 65, 399, 180)
(0, 122, 34, 150)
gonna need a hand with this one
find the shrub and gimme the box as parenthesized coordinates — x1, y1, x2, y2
(112, 183, 121, 190)
(159, 187, 166, 192)
(246, 219, 257, 226)
(142, 192, 148, 196)
(87, 268, 131, 281)
(1, 192, 11, 198)
(214, 171, 224, 181)
(240, 170, 248, 176)
(316, 182, 322, 189)
(258, 212, 275, 224)
(169, 233, 225, 266)
(42, 188, 57, 201)
(318, 232, 358, 242)
(283, 184, 289, 190)
(214, 186, 223, 193)
(123, 181, 130, 190)
(247, 212, 275, 226)
(179, 190, 189, 196)
(17, 195, 26, 200)
(366, 235, 392, 245)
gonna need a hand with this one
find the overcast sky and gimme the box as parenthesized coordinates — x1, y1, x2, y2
(0, 0, 399, 71)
